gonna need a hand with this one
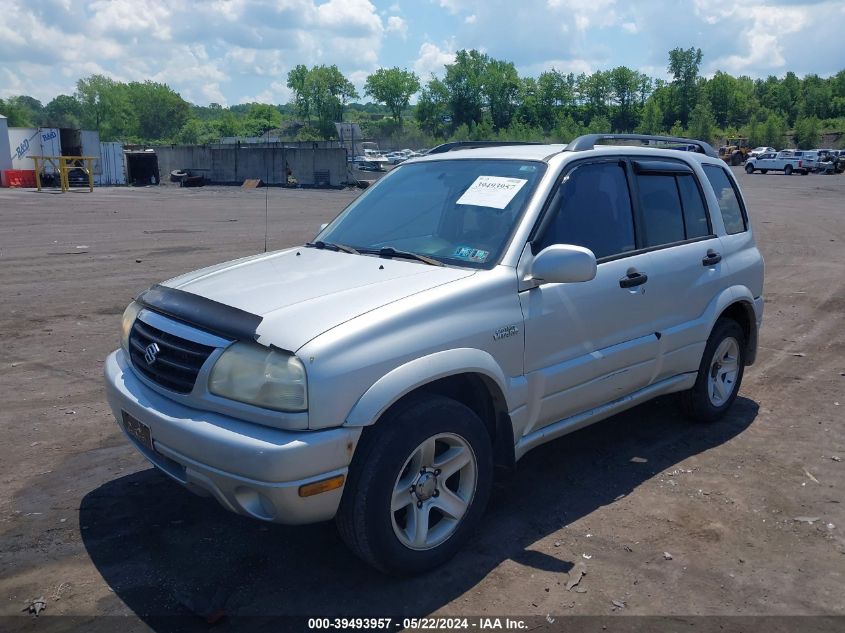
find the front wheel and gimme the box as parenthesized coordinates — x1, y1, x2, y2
(678, 319, 746, 423)
(784, 164, 793, 175)
(745, 164, 755, 174)
(336, 394, 493, 574)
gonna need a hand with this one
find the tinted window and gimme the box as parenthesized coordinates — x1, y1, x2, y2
(537, 162, 635, 259)
(702, 165, 747, 234)
(637, 174, 685, 247)
(676, 174, 710, 239)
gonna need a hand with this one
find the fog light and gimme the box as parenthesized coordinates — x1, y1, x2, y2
(298, 474, 345, 498)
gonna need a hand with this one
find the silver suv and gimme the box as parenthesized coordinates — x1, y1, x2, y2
(104, 134, 764, 574)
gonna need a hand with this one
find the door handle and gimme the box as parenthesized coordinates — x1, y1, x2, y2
(619, 271, 648, 288)
(702, 249, 722, 266)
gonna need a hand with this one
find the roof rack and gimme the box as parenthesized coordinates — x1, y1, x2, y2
(427, 141, 544, 155)
(564, 134, 718, 158)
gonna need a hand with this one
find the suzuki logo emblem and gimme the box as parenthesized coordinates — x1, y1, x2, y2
(144, 343, 161, 365)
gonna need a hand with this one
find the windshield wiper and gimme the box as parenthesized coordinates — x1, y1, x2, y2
(304, 240, 359, 254)
(357, 246, 444, 266)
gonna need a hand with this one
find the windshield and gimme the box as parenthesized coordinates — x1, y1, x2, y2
(319, 159, 546, 268)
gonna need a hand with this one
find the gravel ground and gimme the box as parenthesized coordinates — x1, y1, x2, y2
(0, 170, 843, 630)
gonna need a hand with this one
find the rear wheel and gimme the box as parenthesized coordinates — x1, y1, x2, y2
(784, 164, 793, 175)
(745, 164, 754, 174)
(336, 394, 493, 574)
(678, 319, 746, 423)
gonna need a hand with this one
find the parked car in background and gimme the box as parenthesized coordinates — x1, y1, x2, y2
(748, 146, 776, 158)
(105, 134, 764, 574)
(384, 152, 407, 165)
(780, 150, 818, 172)
(745, 151, 807, 175)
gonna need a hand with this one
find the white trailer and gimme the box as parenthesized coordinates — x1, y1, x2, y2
(95, 142, 126, 185)
(8, 127, 62, 172)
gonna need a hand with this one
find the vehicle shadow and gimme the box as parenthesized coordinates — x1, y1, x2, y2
(79, 395, 757, 628)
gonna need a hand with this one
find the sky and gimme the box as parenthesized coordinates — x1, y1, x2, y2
(1, 0, 843, 107)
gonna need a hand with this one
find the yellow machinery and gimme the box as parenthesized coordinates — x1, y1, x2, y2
(30, 155, 97, 192)
(718, 138, 751, 166)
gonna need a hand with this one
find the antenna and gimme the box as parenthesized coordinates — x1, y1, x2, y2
(263, 138, 269, 254)
(264, 178, 269, 253)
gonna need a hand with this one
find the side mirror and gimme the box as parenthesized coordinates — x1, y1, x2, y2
(530, 244, 597, 284)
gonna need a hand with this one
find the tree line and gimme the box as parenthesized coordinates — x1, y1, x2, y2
(2, 48, 843, 149)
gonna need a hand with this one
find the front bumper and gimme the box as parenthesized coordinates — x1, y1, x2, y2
(104, 350, 360, 524)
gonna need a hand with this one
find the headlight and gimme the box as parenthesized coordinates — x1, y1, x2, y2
(121, 301, 142, 353)
(209, 343, 308, 412)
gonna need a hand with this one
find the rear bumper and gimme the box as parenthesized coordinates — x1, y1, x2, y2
(104, 350, 360, 524)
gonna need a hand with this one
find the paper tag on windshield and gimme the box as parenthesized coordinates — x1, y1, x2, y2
(456, 176, 528, 209)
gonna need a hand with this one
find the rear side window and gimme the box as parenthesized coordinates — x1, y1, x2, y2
(676, 174, 710, 239)
(702, 165, 747, 234)
(636, 174, 686, 247)
(536, 162, 635, 259)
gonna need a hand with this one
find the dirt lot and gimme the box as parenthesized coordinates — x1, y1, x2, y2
(0, 171, 843, 630)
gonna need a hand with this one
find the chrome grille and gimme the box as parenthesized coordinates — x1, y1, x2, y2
(128, 318, 215, 393)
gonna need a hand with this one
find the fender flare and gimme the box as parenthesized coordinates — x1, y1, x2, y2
(344, 348, 511, 427)
(712, 286, 759, 365)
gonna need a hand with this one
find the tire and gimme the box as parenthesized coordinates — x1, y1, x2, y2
(336, 394, 493, 574)
(801, 170, 808, 175)
(678, 318, 746, 423)
(760, 169, 768, 174)
(784, 164, 793, 175)
(745, 164, 754, 174)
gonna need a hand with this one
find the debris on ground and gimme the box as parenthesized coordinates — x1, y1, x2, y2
(612, 599, 626, 609)
(630, 456, 648, 463)
(554, 540, 562, 547)
(52, 582, 71, 601)
(663, 552, 673, 560)
(794, 516, 820, 524)
(23, 597, 47, 616)
(566, 562, 587, 591)
(624, 545, 633, 552)
(582, 553, 592, 560)
(803, 468, 820, 484)
(792, 353, 806, 357)
(831, 456, 841, 462)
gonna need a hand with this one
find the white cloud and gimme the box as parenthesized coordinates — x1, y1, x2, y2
(1, 0, 843, 108)
(545, 0, 620, 31)
(693, 3, 809, 74)
(386, 16, 408, 39)
(0, 0, 389, 105)
(414, 41, 456, 80)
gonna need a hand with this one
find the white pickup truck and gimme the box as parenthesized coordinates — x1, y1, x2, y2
(744, 151, 807, 175)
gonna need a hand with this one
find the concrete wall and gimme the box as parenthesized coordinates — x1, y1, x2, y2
(153, 144, 348, 186)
